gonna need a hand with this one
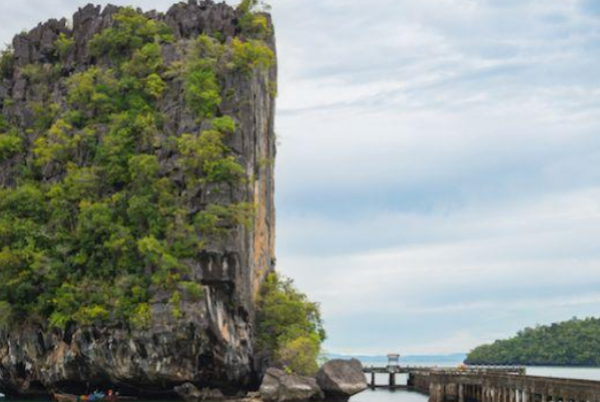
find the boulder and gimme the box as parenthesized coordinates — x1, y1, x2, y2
(260, 368, 323, 402)
(316, 359, 367, 400)
(174, 383, 224, 402)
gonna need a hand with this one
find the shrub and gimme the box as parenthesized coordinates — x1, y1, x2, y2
(0, 183, 46, 220)
(278, 334, 322, 376)
(125, 42, 164, 78)
(0, 301, 12, 330)
(144, 73, 166, 99)
(75, 304, 110, 325)
(20, 64, 46, 83)
(0, 115, 8, 131)
(237, 0, 272, 38)
(231, 38, 275, 74)
(33, 119, 78, 166)
(178, 122, 245, 185)
(211, 116, 236, 134)
(49, 284, 79, 329)
(130, 303, 151, 329)
(194, 203, 254, 237)
(256, 273, 326, 375)
(184, 35, 223, 119)
(0, 130, 23, 162)
(181, 281, 204, 302)
(89, 7, 173, 59)
(184, 69, 221, 119)
(170, 291, 182, 319)
(55, 33, 75, 60)
(66, 67, 119, 117)
(0, 49, 15, 79)
(138, 236, 183, 290)
(128, 154, 159, 184)
(32, 102, 60, 131)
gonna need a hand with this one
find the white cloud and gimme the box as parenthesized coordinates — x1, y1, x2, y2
(279, 187, 600, 353)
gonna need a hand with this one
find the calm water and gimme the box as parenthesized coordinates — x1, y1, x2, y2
(2, 366, 600, 402)
(350, 365, 600, 402)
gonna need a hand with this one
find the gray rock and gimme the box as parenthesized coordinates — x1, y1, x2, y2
(174, 383, 225, 402)
(260, 368, 323, 402)
(316, 359, 368, 400)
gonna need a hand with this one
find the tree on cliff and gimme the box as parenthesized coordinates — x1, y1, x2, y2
(466, 317, 600, 366)
(257, 273, 326, 376)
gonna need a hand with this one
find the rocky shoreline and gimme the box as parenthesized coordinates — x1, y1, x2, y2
(176, 360, 368, 402)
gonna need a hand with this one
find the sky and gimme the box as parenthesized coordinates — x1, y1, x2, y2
(2, 0, 600, 356)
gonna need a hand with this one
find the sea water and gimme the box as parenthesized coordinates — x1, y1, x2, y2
(2, 366, 600, 402)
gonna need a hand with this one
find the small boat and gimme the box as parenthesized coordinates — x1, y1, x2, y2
(53, 394, 80, 402)
(53, 393, 135, 402)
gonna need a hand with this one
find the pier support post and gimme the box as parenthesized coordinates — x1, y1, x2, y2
(459, 384, 465, 402)
(389, 373, 396, 389)
(371, 372, 376, 389)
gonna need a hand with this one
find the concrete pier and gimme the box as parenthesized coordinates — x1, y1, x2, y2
(363, 366, 600, 402)
(363, 366, 524, 391)
(426, 372, 600, 402)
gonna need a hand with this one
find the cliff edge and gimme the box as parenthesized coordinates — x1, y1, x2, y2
(0, 0, 276, 396)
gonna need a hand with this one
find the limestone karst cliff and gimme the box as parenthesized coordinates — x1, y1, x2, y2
(0, 0, 276, 396)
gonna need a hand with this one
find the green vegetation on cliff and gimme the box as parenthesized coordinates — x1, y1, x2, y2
(257, 273, 326, 376)
(0, 5, 274, 330)
(466, 317, 600, 366)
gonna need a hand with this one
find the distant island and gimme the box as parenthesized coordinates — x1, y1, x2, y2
(466, 317, 600, 366)
(329, 353, 467, 365)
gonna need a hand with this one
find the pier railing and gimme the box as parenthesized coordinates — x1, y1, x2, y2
(363, 366, 526, 389)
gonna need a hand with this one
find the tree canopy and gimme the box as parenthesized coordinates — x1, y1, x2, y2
(256, 273, 326, 375)
(466, 317, 600, 366)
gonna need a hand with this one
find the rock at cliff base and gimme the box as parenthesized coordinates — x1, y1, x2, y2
(260, 368, 323, 402)
(316, 359, 367, 401)
(174, 383, 225, 402)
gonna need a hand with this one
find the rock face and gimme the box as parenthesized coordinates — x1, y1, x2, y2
(316, 359, 368, 401)
(174, 383, 225, 402)
(0, 1, 276, 397)
(259, 368, 323, 402)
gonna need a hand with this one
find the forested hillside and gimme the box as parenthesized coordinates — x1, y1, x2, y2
(466, 317, 600, 366)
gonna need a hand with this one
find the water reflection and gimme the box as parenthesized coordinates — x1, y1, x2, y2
(351, 389, 428, 402)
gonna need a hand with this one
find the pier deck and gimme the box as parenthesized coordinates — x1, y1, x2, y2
(363, 366, 600, 402)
